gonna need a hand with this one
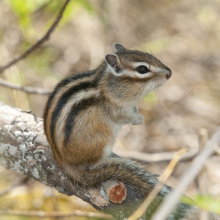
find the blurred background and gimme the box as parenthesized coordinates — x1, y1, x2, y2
(0, 0, 220, 219)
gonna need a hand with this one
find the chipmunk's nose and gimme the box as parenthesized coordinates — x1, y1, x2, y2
(166, 69, 172, 80)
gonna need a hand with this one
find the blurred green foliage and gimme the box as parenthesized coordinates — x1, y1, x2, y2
(5, 0, 45, 36)
(182, 194, 220, 215)
(3, 0, 95, 87)
(144, 91, 158, 107)
(143, 38, 170, 55)
(5, 0, 94, 38)
(27, 47, 59, 77)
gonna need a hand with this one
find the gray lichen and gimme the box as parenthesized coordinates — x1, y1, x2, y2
(0, 143, 9, 156)
(13, 161, 25, 174)
(32, 167, 40, 179)
(33, 149, 47, 162)
(8, 145, 17, 156)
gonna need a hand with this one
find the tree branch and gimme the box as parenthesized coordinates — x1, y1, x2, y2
(0, 0, 71, 74)
(116, 147, 198, 163)
(0, 78, 51, 95)
(0, 103, 219, 220)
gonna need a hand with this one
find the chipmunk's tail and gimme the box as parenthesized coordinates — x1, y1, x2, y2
(62, 158, 195, 220)
(62, 158, 159, 197)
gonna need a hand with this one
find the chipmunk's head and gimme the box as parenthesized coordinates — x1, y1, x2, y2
(105, 43, 172, 99)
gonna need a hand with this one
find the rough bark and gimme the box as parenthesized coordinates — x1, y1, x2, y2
(0, 103, 219, 220)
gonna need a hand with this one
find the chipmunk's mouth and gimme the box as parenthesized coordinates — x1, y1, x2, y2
(140, 75, 168, 98)
(153, 77, 168, 90)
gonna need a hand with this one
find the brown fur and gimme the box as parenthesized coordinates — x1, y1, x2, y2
(62, 107, 113, 166)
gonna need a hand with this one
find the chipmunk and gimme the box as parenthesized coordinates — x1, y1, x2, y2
(43, 43, 172, 196)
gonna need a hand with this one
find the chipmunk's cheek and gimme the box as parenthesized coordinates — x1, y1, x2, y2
(144, 72, 153, 77)
(143, 80, 156, 92)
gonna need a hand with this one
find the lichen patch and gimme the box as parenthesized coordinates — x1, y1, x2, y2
(13, 161, 25, 174)
(8, 145, 17, 156)
(32, 167, 40, 179)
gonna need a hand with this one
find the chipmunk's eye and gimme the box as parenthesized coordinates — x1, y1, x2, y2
(136, 65, 150, 74)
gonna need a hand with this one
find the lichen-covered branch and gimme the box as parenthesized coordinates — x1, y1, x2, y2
(0, 103, 219, 220)
(0, 103, 105, 207)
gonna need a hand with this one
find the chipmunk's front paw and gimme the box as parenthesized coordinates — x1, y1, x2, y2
(132, 113, 144, 125)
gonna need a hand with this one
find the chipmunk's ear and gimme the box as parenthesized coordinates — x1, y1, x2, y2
(105, 53, 121, 74)
(113, 43, 126, 53)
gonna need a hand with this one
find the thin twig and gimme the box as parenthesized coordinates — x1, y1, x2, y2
(198, 128, 209, 220)
(0, 0, 71, 74)
(127, 147, 189, 220)
(115, 147, 197, 163)
(0, 78, 51, 95)
(151, 127, 220, 220)
(0, 177, 29, 197)
(0, 210, 112, 219)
